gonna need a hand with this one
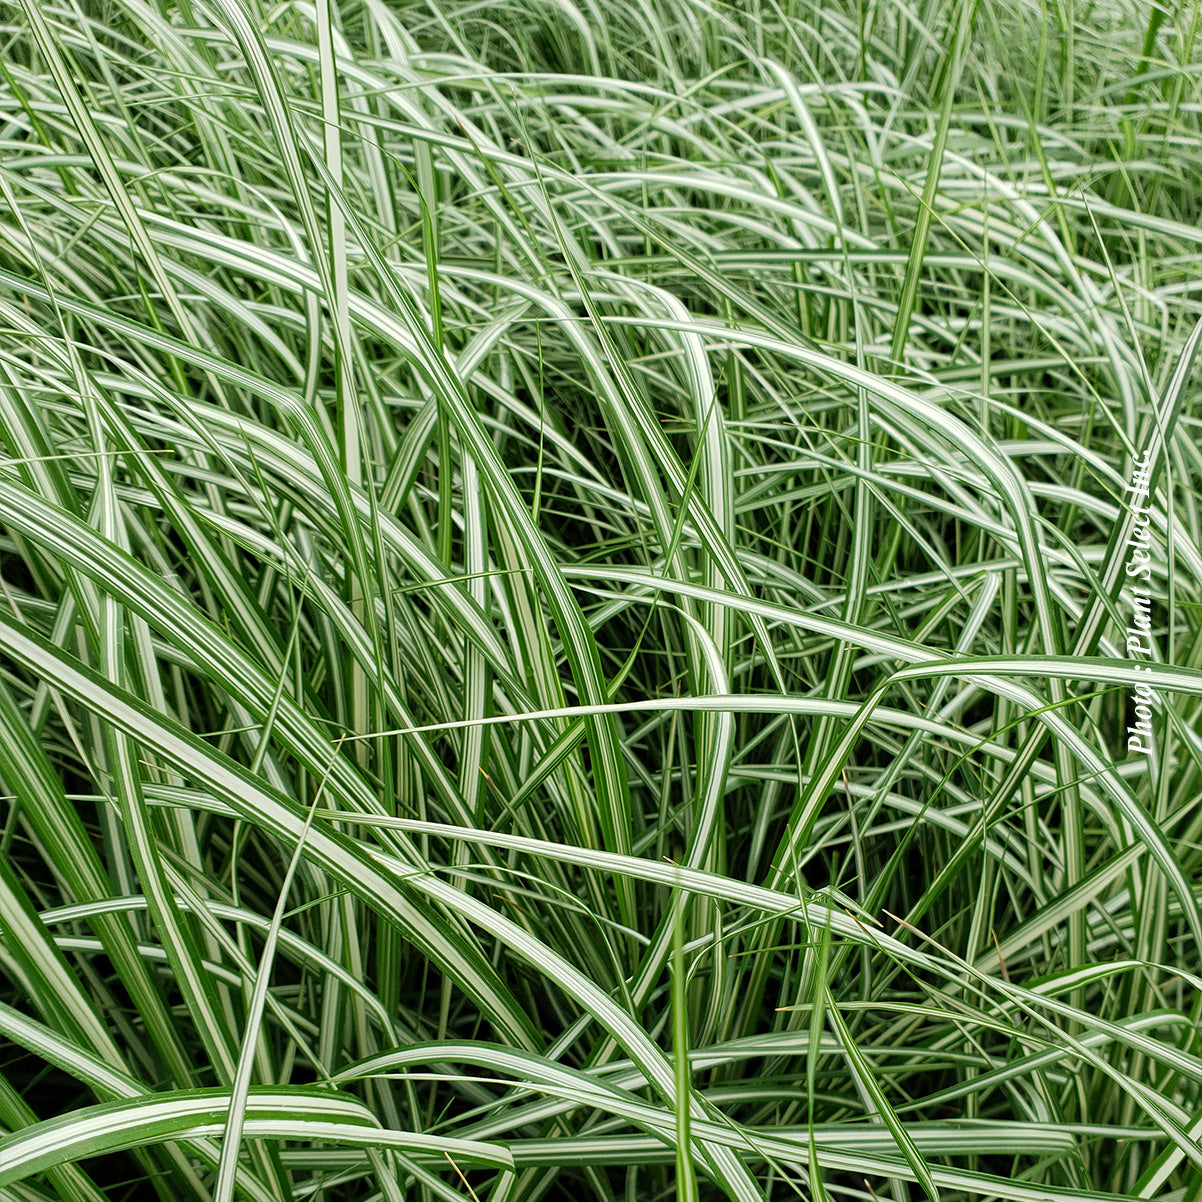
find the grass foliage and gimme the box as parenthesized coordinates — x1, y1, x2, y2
(1, 0, 1201, 1196)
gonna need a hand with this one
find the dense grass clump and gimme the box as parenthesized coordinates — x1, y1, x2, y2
(0, 0, 1201, 1197)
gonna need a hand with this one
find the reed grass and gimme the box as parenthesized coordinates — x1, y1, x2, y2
(0, 0, 1201, 1197)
